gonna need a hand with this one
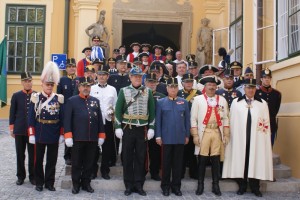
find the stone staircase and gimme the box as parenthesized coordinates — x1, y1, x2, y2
(59, 153, 300, 192)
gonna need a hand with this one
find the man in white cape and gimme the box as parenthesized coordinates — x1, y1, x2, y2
(222, 78, 273, 197)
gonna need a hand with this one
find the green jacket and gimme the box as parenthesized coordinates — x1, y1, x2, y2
(114, 85, 155, 129)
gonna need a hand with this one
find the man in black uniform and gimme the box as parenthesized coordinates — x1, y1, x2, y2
(216, 68, 242, 108)
(149, 61, 168, 95)
(256, 68, 281, 147)
(177, 73, 201, 179)
(57, 58, 77, 165)
(107, 55, 130, 94)
(64, 77, 105, 194)
(144, 73, 165, 181)
(9, 72, 35, 186)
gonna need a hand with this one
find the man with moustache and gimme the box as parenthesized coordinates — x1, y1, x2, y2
(9, 72, 35, 186)
(156, 77, 190, 196)
(222, 79, 273, 197)
(196, 64, 219, 92)
(90, 65, 117, 180)
(114, 66, 155, 196)
(190, 75, 230, 196)
(64, 77, 105, 194)
(28, 62, 65, 192)
(57, 58, 78, 165)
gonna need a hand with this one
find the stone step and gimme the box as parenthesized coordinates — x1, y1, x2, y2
(65, 163, 292, 179)
(59, 177, 300, 192)
(273, 153, 281, 166)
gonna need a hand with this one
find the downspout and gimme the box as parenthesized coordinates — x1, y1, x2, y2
(64, 0, 70, 55)
(256, 0, 263, 85)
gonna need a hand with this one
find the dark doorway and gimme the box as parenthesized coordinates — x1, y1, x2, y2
(122, 21, 181, 55)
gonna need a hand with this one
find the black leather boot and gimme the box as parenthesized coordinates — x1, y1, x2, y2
(195, 155, 208, 195)
(211, 155, 221, 196)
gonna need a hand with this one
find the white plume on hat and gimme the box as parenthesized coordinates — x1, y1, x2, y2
(41, 61, 60, 84)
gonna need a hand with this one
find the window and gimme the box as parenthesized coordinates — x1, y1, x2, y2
(277, 0, 300, 60)
(6, 5, 45, 73)
(229, 0, 243, 63)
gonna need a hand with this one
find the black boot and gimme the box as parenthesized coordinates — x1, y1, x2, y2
(211, 155, 221, 196)
(195, 155, 208, 195)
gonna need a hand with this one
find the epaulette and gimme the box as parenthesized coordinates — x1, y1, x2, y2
(56, 94, 64, 104)
(30, 92, 40, 103)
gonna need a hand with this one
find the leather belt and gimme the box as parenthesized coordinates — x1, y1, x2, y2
(37, 119, 59, 124)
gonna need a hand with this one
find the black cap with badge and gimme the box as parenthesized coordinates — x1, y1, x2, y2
(21, 72, 32, 81)
(261, 68, 272, 77)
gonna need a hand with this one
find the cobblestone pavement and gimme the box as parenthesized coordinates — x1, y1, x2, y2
(0, 119, 299, 199)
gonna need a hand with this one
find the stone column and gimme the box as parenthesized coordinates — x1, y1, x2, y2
(73, 0, 101, 61)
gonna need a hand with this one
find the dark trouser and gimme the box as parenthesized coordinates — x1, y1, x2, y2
(182, 135, 198, 178)
(148, 137, 161, 177)
(15, 134, 35, 181)
(35, 143, 58, 187)
(101, 120, 116, 175)
(238, 108, 260, 191)
(271, 131, 276, 147)
(122, 125, 146, 190)
(72, 141, 97, 187)
(161, 144, 184, 191)
(64, 144, 71, 161)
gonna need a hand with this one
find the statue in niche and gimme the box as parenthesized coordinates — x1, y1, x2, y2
(85, 10, 110, 58)
(196, 18, 213, 68)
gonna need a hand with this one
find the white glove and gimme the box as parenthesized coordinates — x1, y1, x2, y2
(98, 138, 105, 146)
(115, 128, 123, 139)
(29, 135, 35, 144)
(65, 138, 73, 147)
(147, 129, 155, 140)
(59, 135, 65, 144)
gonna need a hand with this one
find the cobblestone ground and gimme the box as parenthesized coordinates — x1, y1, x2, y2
(0, 119, 299, 199)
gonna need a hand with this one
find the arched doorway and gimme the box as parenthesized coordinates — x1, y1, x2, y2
(122, 21, 181, 55)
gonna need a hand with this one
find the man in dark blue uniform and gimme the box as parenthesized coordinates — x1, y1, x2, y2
(107, 55, 130, 94)
(28, 62, 64, 192)
(230, 61, 244, 88)
(256, 68, 281, 147)
(156, 77, 190, 196)
(9, 72, 35, 186)
(147, 61, 168, 95)
(177, 73, 201, 179)
(64, 77, 105, 194)
(57, 58, 78, 165)
(216, 68, 242, 108)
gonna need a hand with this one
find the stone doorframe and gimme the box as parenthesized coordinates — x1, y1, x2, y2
(112, 0, 193, 55)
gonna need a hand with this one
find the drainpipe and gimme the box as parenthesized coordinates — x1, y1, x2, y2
(63, 0, 70, 76)
(256, 0, 263, 85)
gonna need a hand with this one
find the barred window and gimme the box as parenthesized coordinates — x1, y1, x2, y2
(229, 0, 243, 63)
(6, 5, 45, 73)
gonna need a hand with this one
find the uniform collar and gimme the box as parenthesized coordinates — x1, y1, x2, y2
(22, 89, 33, 94)
(260, 85, 273, 93)
(79, 93, 90, 99)
(168, 96, 177, 101)
(118, 72, 127, 76)
(238, 95, 263, 103)
(42, 91, 52, 98)
(67, 74, 76, 80)
(183, 88, 192, 94)
(98, 83, 107, 88)
(223, 87, 233, 92)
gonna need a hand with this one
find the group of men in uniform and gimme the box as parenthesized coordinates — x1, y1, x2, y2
(9, 42, 281, 197)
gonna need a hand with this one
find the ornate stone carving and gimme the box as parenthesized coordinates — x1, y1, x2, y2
(196, 18, 213, 67)
(85, 10, 110, 58)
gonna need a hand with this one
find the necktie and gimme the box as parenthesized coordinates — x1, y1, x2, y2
(244, 98, 252, 179)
